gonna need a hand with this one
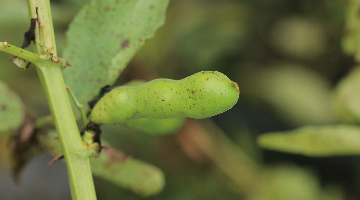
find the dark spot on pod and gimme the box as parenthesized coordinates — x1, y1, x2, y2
(121, 40, 129, 49)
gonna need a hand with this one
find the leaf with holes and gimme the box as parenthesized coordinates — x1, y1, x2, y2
(62, 0, 169, 113)
(0, 80, 25, 135)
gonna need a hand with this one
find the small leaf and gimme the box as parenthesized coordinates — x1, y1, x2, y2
(342, 0, 360, 62)
(332, 66, 360, 123)
(91, 147, 165, 197)
(63, 0, 169, 112)
(257, 125, 360, 156)
(39, 130, 165, 196)
(250, 165, 343, 200)
(0, 79, 25, 134)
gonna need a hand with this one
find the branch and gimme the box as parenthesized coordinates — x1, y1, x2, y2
(25, 0, 97, 199)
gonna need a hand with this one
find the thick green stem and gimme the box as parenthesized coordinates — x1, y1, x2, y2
(36, 64, 96, 200)
(26, 0, 97, 199)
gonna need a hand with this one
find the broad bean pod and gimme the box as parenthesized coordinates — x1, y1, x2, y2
(90, 71, 239, 124)
(116, 80, 187, 134)
(119, 115, 187, 134)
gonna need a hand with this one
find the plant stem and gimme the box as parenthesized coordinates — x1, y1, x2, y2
(26, 0, 97, 199)
(0, 42, 41, 63)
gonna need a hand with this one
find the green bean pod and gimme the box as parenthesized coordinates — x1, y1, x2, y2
(120, 117, 186, 134)
(91, 71, 239, 124)
(117, 80, 186, 134)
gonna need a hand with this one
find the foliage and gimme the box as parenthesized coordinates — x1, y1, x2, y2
(0, 0, 239, 199)
(257, 0, 360, 157)
(62, 0, 169, 114)
(0, 0, 359, 200)
(0, 80, 24, 134)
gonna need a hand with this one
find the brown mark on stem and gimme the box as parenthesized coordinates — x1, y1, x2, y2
(21, 18, 37, 49)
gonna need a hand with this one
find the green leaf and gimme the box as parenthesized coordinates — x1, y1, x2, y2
(250, 166, 343, 200)
(332, 66, 360, 123)
(40, 130, 165, 197)
(0, 79, 25, 134)
(257, 125, 360, 156)
(90, 147, 165, 197)
(342, 0, 360, 62)
(243, 64, 334, 126)
(62, 0, 169, 110)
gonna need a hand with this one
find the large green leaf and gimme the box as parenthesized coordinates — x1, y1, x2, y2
(257, 125, 360, 156)
(62, 0, 169, 110)
(0, 79, 24, 134)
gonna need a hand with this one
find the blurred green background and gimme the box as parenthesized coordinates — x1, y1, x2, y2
(0, 0, 357, 199)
